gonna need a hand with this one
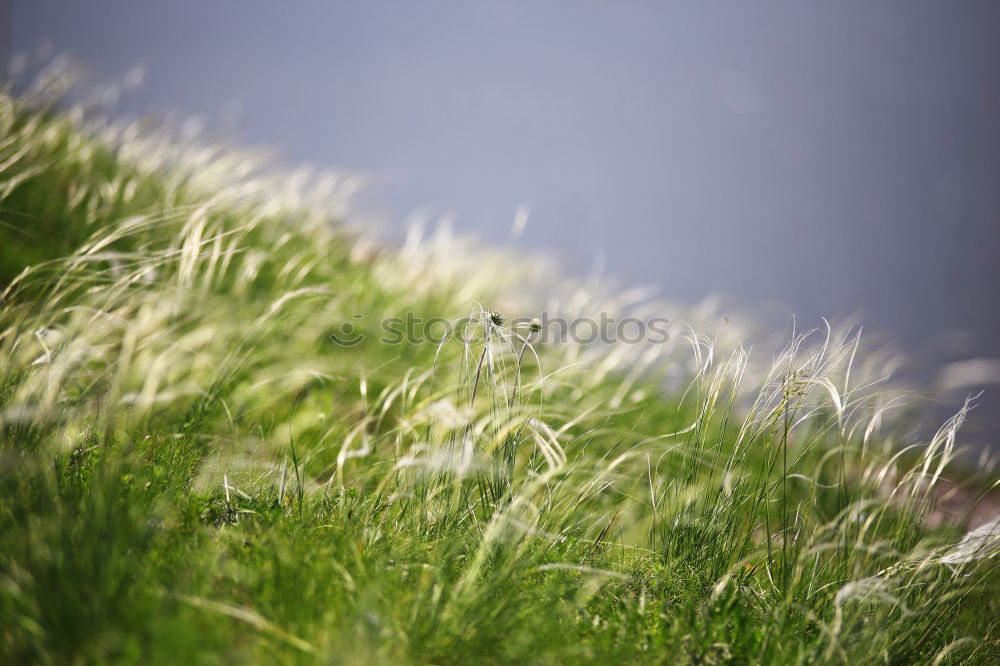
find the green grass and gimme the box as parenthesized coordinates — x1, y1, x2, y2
(1, 81, 998, 664)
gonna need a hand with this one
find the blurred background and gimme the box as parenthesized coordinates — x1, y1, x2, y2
(3, 1, 999, 449)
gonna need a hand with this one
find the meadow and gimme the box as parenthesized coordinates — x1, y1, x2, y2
(1, 77, 998, 664)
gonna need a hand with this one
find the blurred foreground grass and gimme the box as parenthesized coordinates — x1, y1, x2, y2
(1, 80, 998, 664)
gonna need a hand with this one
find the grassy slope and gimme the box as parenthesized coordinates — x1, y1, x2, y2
(0, 88, 998, 664)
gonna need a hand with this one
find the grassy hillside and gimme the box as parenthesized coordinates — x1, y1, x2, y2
(1, 84, 998, 664)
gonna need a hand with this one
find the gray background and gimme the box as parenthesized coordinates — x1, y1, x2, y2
(4, 1, 999, 447)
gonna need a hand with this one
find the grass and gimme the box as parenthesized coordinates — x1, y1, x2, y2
(1, 75, 999, 664)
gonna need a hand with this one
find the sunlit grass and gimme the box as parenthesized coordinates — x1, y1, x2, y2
(1, 74, 998, 664)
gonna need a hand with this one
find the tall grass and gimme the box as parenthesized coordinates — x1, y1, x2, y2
(1, 74, 998, 664)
